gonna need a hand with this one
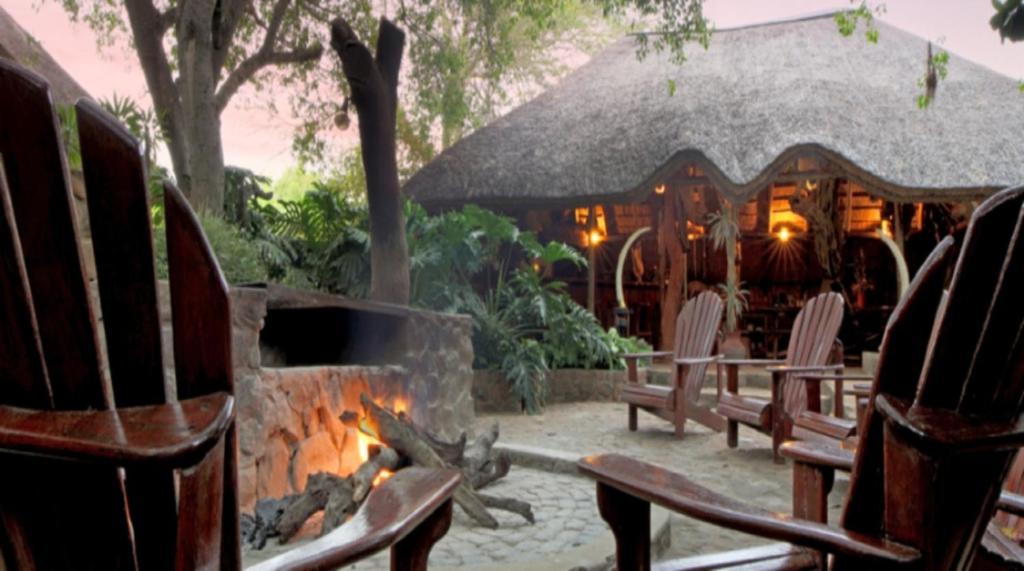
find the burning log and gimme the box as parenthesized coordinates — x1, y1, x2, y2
(277, 472, 352, 542)
(356, 394, 500, 528)
(352, 446, 401, 504)
(242, 445, 403, 547)
(355, 394, 531, 528)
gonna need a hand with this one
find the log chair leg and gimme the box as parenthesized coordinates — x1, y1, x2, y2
(771, 418, 786, 465)
(770, 372, 787, 464)
(673, 394, 687, 440)
(792, 462, 834, 569)
(391, 498, 454, 571)
(629, 405, 638, 432)
(175, 437, 226, 571)
(792, 462, 834, 523)
(726, 364, 739, 448)
(597, 482, 650, 571)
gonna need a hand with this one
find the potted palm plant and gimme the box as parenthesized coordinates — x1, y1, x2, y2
(707, 199, 748, 357)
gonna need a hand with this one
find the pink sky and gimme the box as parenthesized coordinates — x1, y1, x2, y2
(4, 0, 1023, 179)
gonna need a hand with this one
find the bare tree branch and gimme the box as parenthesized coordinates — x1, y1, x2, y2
(212, 0, 250, 78)
(214, 0, 326, 113)
(215, 43, 322, 112)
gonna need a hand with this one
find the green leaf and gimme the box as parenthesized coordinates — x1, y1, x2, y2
(667, 78, 678, 97)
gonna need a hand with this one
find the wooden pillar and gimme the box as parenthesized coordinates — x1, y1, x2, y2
(587, 205, 597, 315)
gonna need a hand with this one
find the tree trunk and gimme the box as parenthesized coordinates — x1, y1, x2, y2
(175, 0, 226, 215)
(184, 105, 226, 214)
(331, 17, 411, 305)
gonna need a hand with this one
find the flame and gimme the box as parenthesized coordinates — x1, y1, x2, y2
(352, 397, 410, 488)
(373, 469, 395, 487)
(356, 430, 378, 464)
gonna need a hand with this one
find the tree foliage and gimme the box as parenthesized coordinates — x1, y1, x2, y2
(243, 186, 647, 412)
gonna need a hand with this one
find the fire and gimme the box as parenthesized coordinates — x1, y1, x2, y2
(373, 469, 395, 487)
(351, 396, 410, 488)
(356, 430, 379, 464)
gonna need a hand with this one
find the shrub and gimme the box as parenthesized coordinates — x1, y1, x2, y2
(153, 214, 268, 284)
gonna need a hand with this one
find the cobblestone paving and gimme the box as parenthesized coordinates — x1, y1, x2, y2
(244, 467, 609, 570)
(348, 468, 605, 569)
(480, 400, 850, 562)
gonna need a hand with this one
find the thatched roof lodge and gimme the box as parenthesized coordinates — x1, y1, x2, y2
(405, 12, 1024, 354)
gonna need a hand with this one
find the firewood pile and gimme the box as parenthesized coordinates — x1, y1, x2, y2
(242, 394, 533, 549)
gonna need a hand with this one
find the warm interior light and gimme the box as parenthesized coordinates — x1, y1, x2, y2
(880, 219, 893, 238)
(778, 227, 791, 243)
(654, 184, 666, 195)
(589, 229, 603, 246)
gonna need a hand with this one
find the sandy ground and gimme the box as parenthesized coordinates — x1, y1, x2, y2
(477, 400, 850, 561)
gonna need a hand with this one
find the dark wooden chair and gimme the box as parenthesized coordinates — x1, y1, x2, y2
(0, 60, 459, 570)
(621, 291, 725, 438)
(717, 292, 851, 462)
(578, 182, 1024, 570)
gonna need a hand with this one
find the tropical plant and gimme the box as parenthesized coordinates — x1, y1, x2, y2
(707, 200, 746, 332)
(246, 184, 371, 294)
(243, 186, 646, 412)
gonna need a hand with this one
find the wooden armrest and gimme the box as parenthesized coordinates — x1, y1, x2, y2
(621, 351, 673, 360)
(718, 358, 786, 367)
(998, 490, 1024, 517)
(578, 454, 919, 564)
(766, 364, 844, 375)
(779, 441, 854, 471)
(0, 392, 233, 468)
(795, 373, 873, 382)
(847, 384, 872, 397)
(674, 355, 722, 366)
(877, 395, 1024, 454)
(248, 467, 462, 571)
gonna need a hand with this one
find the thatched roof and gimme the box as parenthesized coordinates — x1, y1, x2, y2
(0, 6, 89, 105)
(405, 12, 1024, 209)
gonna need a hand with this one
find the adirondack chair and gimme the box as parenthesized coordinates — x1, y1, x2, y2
(578, 182, 1024, 570)
(621, 291, 725, 438)
(0, 60, 459, 571)
(784, 441, 1024, 570)
(717, 292, 852, 462)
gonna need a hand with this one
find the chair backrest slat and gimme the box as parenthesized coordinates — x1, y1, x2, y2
(164, 183, 240, 570)
(165, 183, 232, 398)
(76, 100, 166, 408)
(0, 60, 106, 410)
(0, 169, 51, 408)
(841, 238, 955, 536)
(781, 292, 844, 414)
(674, 292, 723, 403)
(960, 205, 1024, 417)
(916, 188, 1024, 410)
(75, 100, 181, 571)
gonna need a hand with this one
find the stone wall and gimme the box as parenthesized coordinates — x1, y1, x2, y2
(401, 310, 475, 439)
(473, 369, 629, 413)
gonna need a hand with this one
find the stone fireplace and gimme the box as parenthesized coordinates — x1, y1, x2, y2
(159, 283, 476, 511)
